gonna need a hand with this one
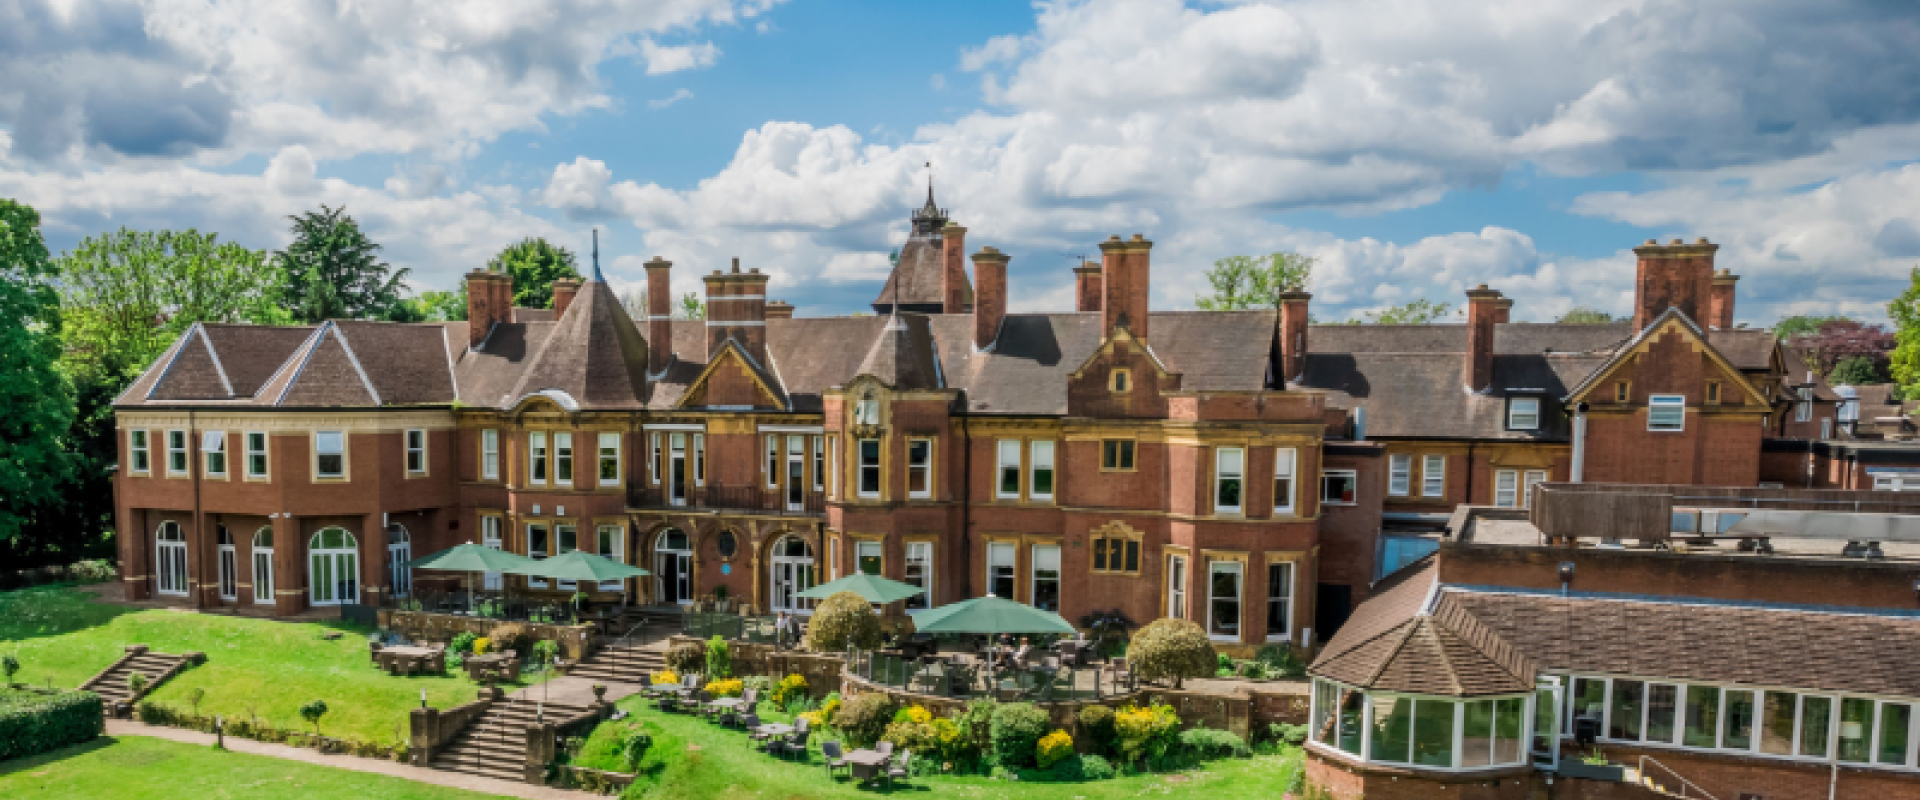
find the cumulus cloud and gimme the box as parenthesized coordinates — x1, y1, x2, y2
(649, 89, 695, 109)
(637, 40, 721, 75)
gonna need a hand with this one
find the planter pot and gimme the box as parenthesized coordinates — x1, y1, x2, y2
(1557, 761, 1627, 782)
(592, 684, 608, 702)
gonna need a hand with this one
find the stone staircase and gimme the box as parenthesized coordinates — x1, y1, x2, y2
(79, 645, 198, 713)
(568, 615, 677, 684)
(430, 697, 594, 783)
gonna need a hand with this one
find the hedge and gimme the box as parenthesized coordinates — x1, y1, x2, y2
(0, 689, 104, 761)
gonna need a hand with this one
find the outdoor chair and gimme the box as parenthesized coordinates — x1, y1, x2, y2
(875, 741, 893, 758)
(774, 729, 811, 761)
(821, 741, 849, 778)
(718, 708, 739, 728)
(885, 750, 912, 789)
(655, 692, 678, 713)
(744, 714, 769, 747)
(369, 641, 383, 665)
(741, 688, 758, 710)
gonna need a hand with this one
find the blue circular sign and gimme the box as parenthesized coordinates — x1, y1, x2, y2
(721, 564, 732, 575)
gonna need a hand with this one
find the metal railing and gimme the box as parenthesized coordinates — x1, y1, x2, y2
(1637, 755, 1720, 800)
(681, 612, 788, 645)
(385, 589, 583, 625)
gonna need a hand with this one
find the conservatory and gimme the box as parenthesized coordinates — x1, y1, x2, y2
(1310, 677, 1541, 771)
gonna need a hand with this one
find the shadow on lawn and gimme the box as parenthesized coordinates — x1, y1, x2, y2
(0, 736, 120, 777)
(0, 585, 143, 646)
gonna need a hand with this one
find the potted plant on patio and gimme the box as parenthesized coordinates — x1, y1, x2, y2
(713, 585, 731, 613)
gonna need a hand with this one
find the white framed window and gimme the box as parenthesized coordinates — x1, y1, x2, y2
(130, 430, 151, 474)
(1649, 394, 1686, 431)
(1422, 455, 1445, 497)
(1388, 453, 1411, 497)
(1030, 440, 1055, 502)
(1274, 448, 1296, 515)
(1821, 418, 1833, 439)
(1167, 555, 1187, 619)
(1494, 469, 1519, 507)
(907, 438, 933, 499)
(650, 432, 662, 485)
(1508, 397, 1541, 430)
(996, 439, 1021, 499)
(766, 434, 779, 489)
(528, 432, 548, 483)
(857, 439, 881, 498)
(1796, 387, 1814, 423)
(857, 540, 882, 575)
(812, 435, 825, 491)
(598, 432, 620, 484)
(202, 430, 227, 477)
(314, 431, 345, 478)
(1031, 544, 1061, 612)
(828, 537, 840, 581)
(1321, 469, 1357, 506)
(827, 438, 838, 498)
(904, 541, 932, 611)
(1522, 470, 1548, 509)
(596, 524, 623, 592)
(245, 431, 269, 479)
(986, 542, 1016, 599)
(405, 429, 426, 474)
(785, 435, 806, 510)
(481, 429, 499, 480)
(1267, 561, 1294, 642)
(1207, 560, 1243, 642)
(1216, 446, 1244, 515)
(167, 429, 189, 475)
(693, 433, 705, 486)
(554, 432, 573, 485)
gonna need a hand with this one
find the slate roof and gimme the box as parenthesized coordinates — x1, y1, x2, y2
(1311, 557, 1536, 696)
(856, 313, 942, 390)
(504, 279, 649, 410)
(873, 230, 970, 314)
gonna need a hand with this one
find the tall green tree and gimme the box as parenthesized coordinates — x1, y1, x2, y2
(1772, 314, 1849, 340)
(677, 292, 706, 320)
(396, 288, 468, 322)
(57, 228, 288, 378)
(1888, 269, 1920, 399)
(0, 200, 76, 544)
(1558, 305, 1619, 323)
(1830, 355, 1883, 386)
(1360, 299, 1456, 324)
(276, 205, 409, 322)
(486, 237, 581, 309)
(1195, 252, 1315, 310)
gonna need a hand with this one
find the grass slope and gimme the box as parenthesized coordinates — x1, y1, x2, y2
(0, 735, 507, 799)
(0, 585, 531, 744)
(570, 693, 1304, 800)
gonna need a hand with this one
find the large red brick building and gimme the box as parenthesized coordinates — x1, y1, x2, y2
(110, 191, 1835, 652)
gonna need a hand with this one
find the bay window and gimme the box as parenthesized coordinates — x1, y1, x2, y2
(1215, 447, 1243, 515)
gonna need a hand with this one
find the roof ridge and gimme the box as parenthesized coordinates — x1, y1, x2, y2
(271, 325, 329, 406)
(329, 324, 383, 406)
(194, 324, 236, 398)
(1359, 621, 1423, 687)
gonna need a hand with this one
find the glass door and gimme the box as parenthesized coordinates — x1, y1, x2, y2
(251, 528, 274, 605)
(1533, 678, 1564, 769)
(217, 526, 237, 600)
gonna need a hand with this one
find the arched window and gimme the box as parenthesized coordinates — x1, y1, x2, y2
(309, 527, 359, 606)
(768, 534, 816, 615)
(155, 521, 188, 596)
(251, 527, 274, 605)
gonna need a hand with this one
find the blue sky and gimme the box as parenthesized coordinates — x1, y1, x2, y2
(5, 0, 1919, 325)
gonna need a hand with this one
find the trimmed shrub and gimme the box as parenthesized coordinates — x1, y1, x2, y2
(801, 591, 882, 652)
(1254, 643, 1306, 678)
(300, 700, 329, 735)
(449, 631, 478, 655)
(1036, 729, 1074, 769)
(1128, 618, 1215, 689)
(0, 689, 103, 760)
(487, 623, 528, 654)
(949, 698, 996, 770)
(2, 654, 18, 686)
(706, 636, 731, 678)
(1077, 704, 1116, 755)
(664, 641, 706, 676)
(531, 640, 560, 667)
(833, 691, 898, 747)
(1181, 727, 1250, 760)
(989, 702, 1051, 769)
(1270, 722, 1309, 746)
(622, 728, 653, 771)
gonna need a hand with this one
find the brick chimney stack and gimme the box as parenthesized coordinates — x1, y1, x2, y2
(644, 257, 674, 370)
(1100, 234, 1153, 340)
(551, 278, 581, 317)
(1494, 297, 1513, 324)
(704, 257, 770, 365)
(1709, 269, 1739, 329)
(1466, 284, 1503, 393)
(971, 247, 1009, 350)
(765, 300, 794, 320)
(466, 269, 511, 348)
(1278, 288, 1311, 384)
(1633, 237, 1718, 331)
(942, 222, 969, 314)
(1074, 260, 1103, 312)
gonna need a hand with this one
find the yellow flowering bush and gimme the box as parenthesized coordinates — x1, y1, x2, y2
(1036, 729, 1075, 770)
(650, 670, 680, 686)
(768, 674, 809, 709)
(472, 637, 491, 655)
(799, 692, 843, 728)
(902, 705, 933, 724)
(1113, 703, 1181, 765)
(704, 679, 744, 698)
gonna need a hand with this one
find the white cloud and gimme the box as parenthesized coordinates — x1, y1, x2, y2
(637, 40, 721, 75)
(649, 89, 696, 109)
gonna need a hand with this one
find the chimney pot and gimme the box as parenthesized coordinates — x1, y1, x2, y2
(1697, 237, 1710, 245)
(1670, 238, 1684, 245)
(1645, 239, 1658, 245)
(731, 258, 740, 273)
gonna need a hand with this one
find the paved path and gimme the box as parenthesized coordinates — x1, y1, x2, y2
(104, 719, 586, 799)
(510, 676, 644, 707)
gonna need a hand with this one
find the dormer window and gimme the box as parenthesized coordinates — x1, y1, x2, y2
(1507, 397, 1541, 430)
(855, 391, 880, 426)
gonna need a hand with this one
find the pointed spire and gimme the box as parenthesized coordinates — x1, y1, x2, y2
(591, 228, 604, 282)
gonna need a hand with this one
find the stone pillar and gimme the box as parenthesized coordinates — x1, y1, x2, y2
(410, 707, 438, 766)
(273, 515, 304, 617)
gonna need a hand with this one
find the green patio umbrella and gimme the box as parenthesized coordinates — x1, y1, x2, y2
(400, 542, 535, 612)
(911, 595, 1076, 689)
(795, 573, 925, 604)
(504, 550, 651, 583)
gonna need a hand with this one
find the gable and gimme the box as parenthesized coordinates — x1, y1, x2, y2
(147, 325, 234, 400)
(1066, 325, 1180, 418)
(677, 341, 784, 410)
(277, 325, 379, 407)
(1569, 314, 1767, 408)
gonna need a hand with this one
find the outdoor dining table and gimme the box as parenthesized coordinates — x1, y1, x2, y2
(707, 697, 744, 709)
(377, 645, 441, 675)
(649, 683, 685, 696)
(842, 749, 890, 782)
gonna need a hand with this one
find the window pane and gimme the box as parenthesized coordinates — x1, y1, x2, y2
(1683, 685, 1719, 748)
(1032, 545, 1060, 612)
(1462, 699, 1494, 768)
(857, 541, 882, 576)
(1647, 684, 1678, 743)
(1313, 680, 1336, 745)
(1208, 562, 1240, 638)
(1267, 563, 1292, 638)
(1839, 697, 1874, 763)
(1494, 697, 1524, 764)
(1879, 704, 1911, 765)
(1760, 692, 1797, 755)
(1337, 689, 1365, 755)
(1800, 696, 1833, 758)
(1123, 540, 1140, 572)
(1031, 441, 1054, 497)
(1422, 455, 1445, 496)
(1389, 454, 1410, 496)
(1370, 695, 1413, 763)
(1723, 690, 1755, 751)
(1413, 699, 1456, 767)
(1092, 539, 1108, 571)
(858, 439, 881, 494)
(1608, 679, 1643, 741)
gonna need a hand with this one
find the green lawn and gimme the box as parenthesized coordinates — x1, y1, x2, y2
(0, 735, 508, 799)
(0, 585, 538, 745)
(571, 693, 1304, 800)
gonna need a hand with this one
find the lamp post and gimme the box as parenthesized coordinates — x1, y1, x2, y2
(214, 714, 224, 750)
(420, 689, 427, 709)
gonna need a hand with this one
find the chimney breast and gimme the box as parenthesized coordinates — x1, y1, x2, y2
(1466, 285, 1504, 393)
(1278, 288, 1312, 385)
(644, 257, 674, 370)
(971, 247, 1010, 350)
(705, 260, 769, 365)
(466, 269, 506, 348)
(1100, 234, 1153, 340)
(1074, 260, 1103, 312)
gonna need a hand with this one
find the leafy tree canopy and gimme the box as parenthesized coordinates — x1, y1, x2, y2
(1830, 355, 1883, 386)
(677, 292, 706, 320)
(394, 288, 467, 322)
(1195, 252, 1315, 310)
(1782, 318, 1893, 379)
(276, 205, 409, 323)
(0, 199, 76, 542)
(486, 237, 581, 309)
(1558, 305, 1620, 323)
(1357, 298, 1456, 324)
(1888, 269, 1920, 399)
(56, 228, 289, 379)
(1772, 314, 1850, 340)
